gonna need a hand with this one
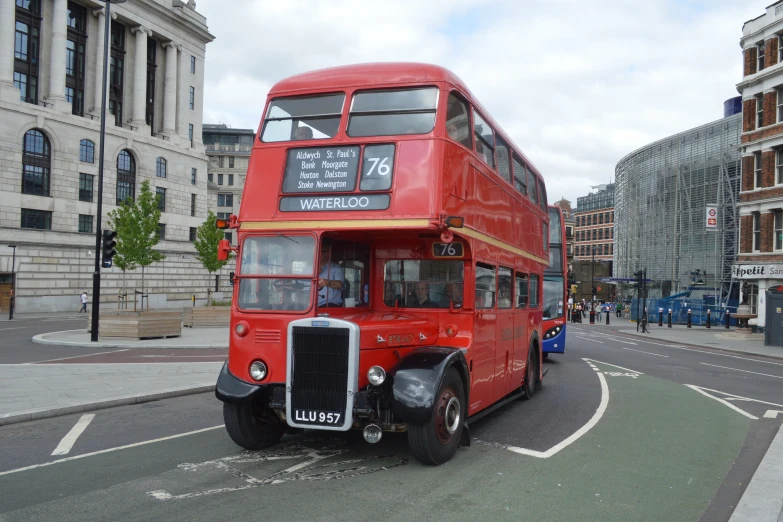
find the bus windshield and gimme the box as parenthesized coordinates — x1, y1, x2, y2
(237, 235, 316, 311)
(383, 259, 463, 308)
(261, 93, 345, 142)
(348, 87, 438, 137)
(542, 275, 564, 320)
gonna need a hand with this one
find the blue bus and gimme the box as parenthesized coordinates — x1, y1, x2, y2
(543, 205, 567, 357)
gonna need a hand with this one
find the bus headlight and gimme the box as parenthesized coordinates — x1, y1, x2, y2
(367, 366, 386, 386)
(249, 360, 267, 381)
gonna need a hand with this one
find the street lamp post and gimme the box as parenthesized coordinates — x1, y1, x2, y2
(91, 0, 126, 342)
(589, 246, 596, 324)
(8, 244, 16, 320)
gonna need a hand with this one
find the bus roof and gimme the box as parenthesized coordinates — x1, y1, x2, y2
(268, 62, 543, 181)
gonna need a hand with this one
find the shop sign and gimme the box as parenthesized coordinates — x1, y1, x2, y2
(731, 264, 783, 279)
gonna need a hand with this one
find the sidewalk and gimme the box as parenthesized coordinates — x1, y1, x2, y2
(0, 311, 84, 322)
(33, 327, 229, 349)
(616, 321, 783, 359)
(0, 362, 223, 426)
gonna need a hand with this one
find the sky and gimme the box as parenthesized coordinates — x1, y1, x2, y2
(195, 0, 765, 207)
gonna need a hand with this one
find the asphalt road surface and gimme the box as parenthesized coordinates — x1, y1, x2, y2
(1, 324, 782, 521)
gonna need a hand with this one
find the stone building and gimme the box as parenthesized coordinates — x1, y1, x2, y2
(573, 184, 615, 263)
(203, 123, 254, 244)
(0, 0, 219, 313)
(735, 0, 783, 329)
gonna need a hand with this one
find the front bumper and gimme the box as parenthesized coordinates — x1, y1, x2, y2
(215, 362, 265, 404)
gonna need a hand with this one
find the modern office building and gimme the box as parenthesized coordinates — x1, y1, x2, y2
(202, 124, 254, 244)
(573, 184, 615, 262)
(613, 104, 742, 307)
(734, 1, 783, 330)
(0, 0, 217, 313)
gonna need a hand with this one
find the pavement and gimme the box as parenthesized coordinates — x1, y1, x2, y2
(32, 326, 229, 349)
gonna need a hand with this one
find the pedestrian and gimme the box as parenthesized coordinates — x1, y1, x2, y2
(79, 291, 88, 313)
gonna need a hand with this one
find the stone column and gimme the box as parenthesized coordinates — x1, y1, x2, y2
(162, 42, 179, 136)
(47, 0, 69, 110)
(91, 8, 105, 115)
(131, 26, 149, 128)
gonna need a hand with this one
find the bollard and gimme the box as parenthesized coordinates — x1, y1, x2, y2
(658, 308, 663, 327)
(725, 309, 730, 329)
(687, 309, 692, 328)
(589, 308, 595, 324)
(192, 294, 196, 307)
(706, 309, 711, 329)
(606, 308, 610, 325)
(668, 309, 672, 328)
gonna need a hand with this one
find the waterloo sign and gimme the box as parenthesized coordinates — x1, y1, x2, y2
(731, 264, 783, 279)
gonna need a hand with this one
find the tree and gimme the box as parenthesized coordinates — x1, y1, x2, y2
(107, 180, 165, 309)
(194, 210, 228, 304)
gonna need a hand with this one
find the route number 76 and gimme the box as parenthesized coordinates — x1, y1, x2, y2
(433, 242, 464, 258)
(365, 157, 391, 176)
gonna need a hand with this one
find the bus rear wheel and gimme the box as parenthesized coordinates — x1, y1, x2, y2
(407, 368, 465, 466)
(223, 400, 286, 450)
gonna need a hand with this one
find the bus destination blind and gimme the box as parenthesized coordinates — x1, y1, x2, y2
(282, 146, 360, 194)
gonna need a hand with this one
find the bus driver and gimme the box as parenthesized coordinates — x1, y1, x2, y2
(317, 239, 343, 307)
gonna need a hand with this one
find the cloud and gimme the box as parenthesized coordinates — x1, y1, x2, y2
(195, 0, 765, 206)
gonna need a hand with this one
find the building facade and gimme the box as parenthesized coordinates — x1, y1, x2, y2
(552, 197, 575, 289)
(573, 184, 615, 262)
(614, 108, 741, 306)
(203, 123, 254, 244)
(0, 0, 218, 313)
(735, 1, 783, 328)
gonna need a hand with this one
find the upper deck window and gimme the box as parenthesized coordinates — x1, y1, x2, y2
(446, 92, 472, 149)
(473, 111, 495, 168)
(261, 93, 344, 143)
(512, 156, 527, 195)
(347, 87, 437, 137)
(496, 138, 511, 183)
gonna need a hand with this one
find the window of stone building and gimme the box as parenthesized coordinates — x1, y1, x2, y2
(146, 36, 157, 133)
(191, 193, 196, 217)
(156, 157, 167, 178)
(79, 173, 93, 202)
(66, 2, 86, 116)
(191, 168, 196, 185)
(190, 227, 197, 242)
(759, 42, 766, 71)
(22, 129, 50, 196)
(109, 21, 125, 127)
(79, 139, 94, 163)
(757, 93, 764, 129)
(14, 0, 41, 104)
(776, 210, 783, 251)
(778, 87, 783, 122)
(190, 55, 196, 74)
(228, 174, 234, 186)
(229, 156, 234, 169)
(116, 150, 135, 205)
(218, 174, 223, 185)
(157, 223, 166, 240)
(778, 150, 783, 185)
(753, 212, 761, 252)
(189, 86, 195, 110)
(208, 173, 213, 183)
(188, 124, 194, 144)
(78, 214, 93, 233)
(218, 193, 233, 207)
(755, 152, 763, 188)
(217, 156, 224, 168)
(779, 36, 783, 65)
(21, 208, 51, 230)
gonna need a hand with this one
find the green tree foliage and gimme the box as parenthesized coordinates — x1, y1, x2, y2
(194, 210, 229, 275)
(107, 180, 165, 298)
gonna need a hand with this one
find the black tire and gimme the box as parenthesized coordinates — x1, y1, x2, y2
(542, 352, 549, 360)
(223, 400, 287, 450)
(522, 343, 538, 400)
(408, 368, 465, 466)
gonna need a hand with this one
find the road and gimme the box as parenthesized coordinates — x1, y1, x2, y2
(0, 315, 114, 364)
(0, 323, 782, 521)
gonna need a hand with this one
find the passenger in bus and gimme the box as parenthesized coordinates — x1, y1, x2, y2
(410, 282, 438, 308)
(440, 282, 463, 308)
(317, 239, 344, 307)
(294, 126, 313, 140)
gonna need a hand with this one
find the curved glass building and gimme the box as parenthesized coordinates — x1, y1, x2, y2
(614, 108, 742, 305)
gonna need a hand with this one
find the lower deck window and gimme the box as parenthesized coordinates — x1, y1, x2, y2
(384, 259, 463, 308)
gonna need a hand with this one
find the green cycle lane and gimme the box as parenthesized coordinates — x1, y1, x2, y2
(0, 358, 749, 522)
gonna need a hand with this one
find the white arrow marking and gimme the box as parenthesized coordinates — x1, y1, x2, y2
(684, 386, 758, 420)
(52, 414, 95, 456)
(764, 410, 783, 419)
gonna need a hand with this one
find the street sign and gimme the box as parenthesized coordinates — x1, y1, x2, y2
(706, 205, 718, 231)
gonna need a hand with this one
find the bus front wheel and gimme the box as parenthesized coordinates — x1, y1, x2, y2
(522, 344, 538, 400)
(407, 368, 465, 465)
(223, 400, 286, 450)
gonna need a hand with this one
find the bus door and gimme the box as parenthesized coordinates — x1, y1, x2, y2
(471, 262, 497, 414)
(513, 271, 531, 386)
(495, 267, 515, 397)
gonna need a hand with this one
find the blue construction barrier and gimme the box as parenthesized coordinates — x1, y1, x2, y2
(630, 299, 740, 326)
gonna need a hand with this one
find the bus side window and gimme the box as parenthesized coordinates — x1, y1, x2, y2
(475, 263, 496, 309)
(529, 274, 540, 308)
(496, 139, 511, 184)
(498, 267, 512, 308)
(473, 110, 495, 169)
(512, 156, 527, 196)
(529, 173, 538, 205)
(446, 92, 472, 149)
(516, 272, 528, 308)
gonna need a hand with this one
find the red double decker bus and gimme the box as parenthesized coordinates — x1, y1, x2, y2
(215, 63, 550, 465)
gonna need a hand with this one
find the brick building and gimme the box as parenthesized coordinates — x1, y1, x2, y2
(736, 1, 783, 329)
(573, 184, 615, 262)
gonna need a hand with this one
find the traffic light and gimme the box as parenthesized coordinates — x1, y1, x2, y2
(571, 284, 578, 295)
(102, 229, 117, 268)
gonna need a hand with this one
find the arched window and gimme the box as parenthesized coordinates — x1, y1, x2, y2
(155, 157, 166, 178)
(79, 139, 94, 163)
(22, 129, 51, 196)
(116, 150, 136, 205)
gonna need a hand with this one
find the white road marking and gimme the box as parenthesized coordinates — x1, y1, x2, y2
(684, 385, 759, 420)
(597, 335, 638, 346)
(618, 346, 669, 358)
(764, 410, 783, 419)
(0, 327, 25, 332)
(575, 335, 604, 344)
(700, 363, 783, 380)
(583, 358, 645, 375)
(140, 355, 225, 358)
(51, 414, 95, 456)
(492, 358, 610, 459)
(0, 425, 224, 477)
(29, 349, 130, 364)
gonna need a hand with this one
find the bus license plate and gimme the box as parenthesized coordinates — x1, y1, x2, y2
(293, 410, 342, 426)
